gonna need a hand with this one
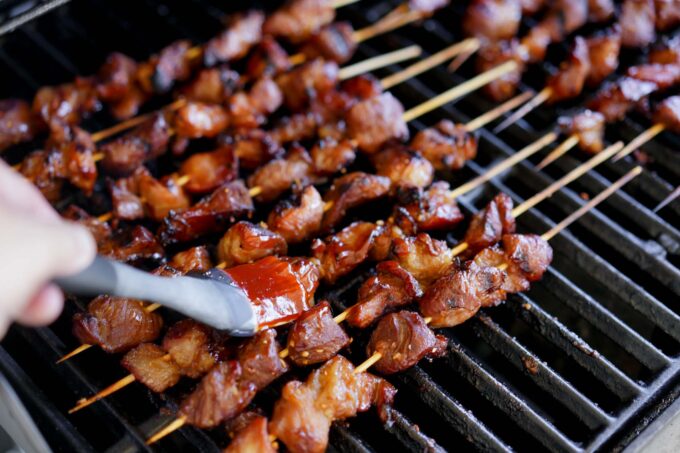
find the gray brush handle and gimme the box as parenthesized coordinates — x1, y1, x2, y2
(55, 256, 257, 335)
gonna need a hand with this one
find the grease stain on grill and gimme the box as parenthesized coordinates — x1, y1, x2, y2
(522, 356, 540, 375)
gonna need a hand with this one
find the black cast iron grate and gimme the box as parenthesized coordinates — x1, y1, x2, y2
(1, 0, 679, 452)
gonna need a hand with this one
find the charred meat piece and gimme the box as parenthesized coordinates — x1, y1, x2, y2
(97, 52, 137, 102)
(588, 0, 615, 22)
(476, 40, 527, 101)
(519, 0, 544, 15)
(0, 99, 40, 152)
(586, 27, 621, 87)
(627, 63, 680, 90)
(238, 328, 289, 389)
(159, 180, 254, 245)
(100, 113, 171, 176)
(179, 146, 238, 194)
(162, 320, 226, 378)
(547, 37, 590, 103)
(393, 181, 464, 233)
(181, 66, 241, 104)
(151, 40, 195, 93)
(463, 192, 516, 256)
(346, 93, 409, 153)
(555, 0, 588, 33)
(217, 221, 288, 267)
(230, 129, 283, 170)
(655, 0, 680, 30)
(225, 415, 276, 453)
(46, 126, 97, 196)
(270, 112, 318, 144)
(587, 77, 658, 122)
(287, 301, 350, 366)
(390, 233, 453, 287)
(109, 84, 148, 121)
(312, 221, 382, 284)
(121, 343, 180, 393)
(463, 0, 522, 42)
(372, 147, 434, 189)
(348, 260, 423, 329)
(203, 11, 265, 67)
(341, 73, 384, 101)
(558, 110, 606, 154)
(98, 225, 165, 263)
(650, 37, 680, 64)
(174, 102, 229, 139)
(276, 59, 339, 111)
(225, 256, 319, 328)
(268, 185, 324, 244)
(19, 150, 64, 202)
(110, 170, 144, 220)
(410, 120, 477, 171)
(111, 168, 190, 221)
(180, 361, 257, 429)
(169, 246, 212, 273)
(419, 261, 506, 328)
(654, 96, 680, 133)
(263, 0, 336, 43)
(520, 14, 562, 63)
(246, 36, 291, 80)
(228, 77, 284, 129)
(73, 296, 163, 353)
(620, 0, 656, 48)
(33, 78, 101, 132)
(247, 146, 314, 203)
(301, 22, 357, 64)
(321, 172, 391, 232)
(368, 311, 447, 374)
(270, 355, 396, 453)
(311, 138, 356, 175)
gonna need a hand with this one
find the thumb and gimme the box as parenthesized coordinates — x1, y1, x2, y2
(29, 221, 97, 280)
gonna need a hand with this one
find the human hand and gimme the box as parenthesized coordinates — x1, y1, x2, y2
(0, 160, 96, 338)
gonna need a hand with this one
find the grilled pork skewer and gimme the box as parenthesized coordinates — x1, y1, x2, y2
(69, 138, 625, 411)
(146, 166, 641, 449)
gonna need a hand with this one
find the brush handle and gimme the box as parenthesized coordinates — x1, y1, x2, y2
(55, 256, 257, 335)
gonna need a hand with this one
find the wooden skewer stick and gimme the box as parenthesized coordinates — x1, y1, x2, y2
(463, 90, 534, 132)
(353, 8, 425, 43)
(493, 86, 553, 134)
(654, 185, 680, 213)
(64, 93, 563, 408)
(535, 134, 579, 170)
(612, 123, 666, 162)
(337, 44, 422, 80)
(146, 165, 643, 446)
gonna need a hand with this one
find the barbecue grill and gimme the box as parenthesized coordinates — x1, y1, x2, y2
(1, 0, 679, 451)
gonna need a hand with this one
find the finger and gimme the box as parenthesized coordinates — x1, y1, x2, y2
(25, 221, 97, 280)
(16, 283, 65, 327)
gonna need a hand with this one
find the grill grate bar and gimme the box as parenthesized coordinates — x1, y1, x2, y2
(472, 314, 612, 431)
(19, 25, 80, 74)
(381, 406, 447, 453)
(444, 340, 581, 453)
(539, 269, 670, 372)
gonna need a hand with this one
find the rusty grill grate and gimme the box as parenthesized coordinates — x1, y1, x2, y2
(1, 1, 679, 452)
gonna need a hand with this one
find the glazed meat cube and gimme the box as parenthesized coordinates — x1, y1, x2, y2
(588, 0, 615, 22)
(245, 36, 291, 80)
(151, 40, 195, 93)
(217, 221, 288, 267)
(139, 172, 191, 221)
(367, 311, 447, 374)
(393, 181, 464, 234)
(225, 416, 276, 453)
(587, 78, 657, 122)
(276, 59, 339, 111)
(347, 261, 423, 328)
(121, 343, 180, 393)
(520, 15, 561, 63)
(462, 192, 516, 256)
(268, 185, 324, 244)
(418, 261, 506, 328)
(19, 150, 64, 202)
(654, 96, 680, 133)
(655, 0, 680, 30)
(181, 66, 241, 104)
(287, 301, 350, 366)
(158, 180, 254, 245)
(97, 52, 137, 102)
(230, 129, 283, 170)
(33, 78, 101, 132)
(620, 0, 656, 48)
(100, 113, 171, 176)
(73, 296, 163, 353)
(558, 110, 605, 154)
(346, 93, 409, 153)
(390, 233, 453, 286)
(321, 172, 391, 232)
(269, 112, 318, 144)
(247, 146, 314, 203)
(372, 147, 434, 189)
(238, 329, 289, 389)
(311, 138, 356, 175)
(98, 225, 165, 263)
(0, 99, 40, 152)
(301, 22, 357, 64)
(476, 40, 526, 101)
(627, 63, 680, 90)
(162, 320, 225, 378)
(585, 27, 621, 87)
(169, 246, 212, 273)
(555, 0, 588, 33)
(410, 120, 477, 171)
(311, 221, 382, 284)
(228, 77, 284, 129)
(179, 146, 238, 194)
(203, 11, 265, 67)
(174, 102, 230, 139)
(463, 0, 522, 42)
(409, 0, 450, 14)
(547, 37, 591, 103)
(263, 0, 336, 43)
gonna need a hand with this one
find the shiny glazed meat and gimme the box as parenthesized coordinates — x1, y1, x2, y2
(346, 93, 409, 153)
(321, 172, 391, 232)
(393, 182, 464, 234)
(287, 301, 350, 366)
(268, 185, 324, 244)
(217, 221, 288, 267)
(462, 192, 516, 256)
(410, 120, 478, 171)
(121, 343, 180, 393)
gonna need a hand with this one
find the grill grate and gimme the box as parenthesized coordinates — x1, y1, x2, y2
(1, 0, 680, 451)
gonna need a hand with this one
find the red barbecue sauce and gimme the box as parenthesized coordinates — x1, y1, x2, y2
(224, 256, 319, 329)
